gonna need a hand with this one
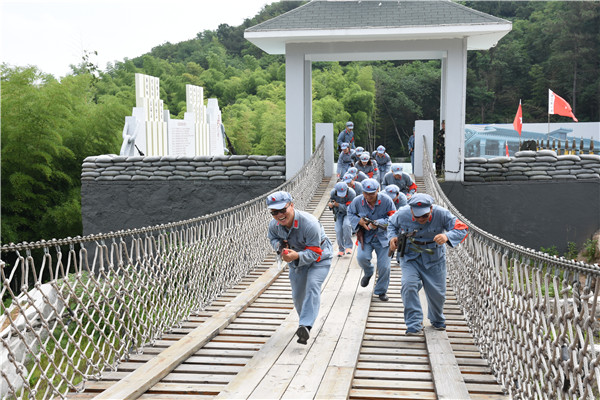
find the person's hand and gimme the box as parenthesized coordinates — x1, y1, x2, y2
(359, 218, 371, 230)
(389, 237, 398, 251)
(433, 233, 448, 245)
(281, 248, 299, 263)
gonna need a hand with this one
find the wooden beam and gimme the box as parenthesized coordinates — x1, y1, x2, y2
(424, 326, 471, 399)
(93, 258, 286, 400)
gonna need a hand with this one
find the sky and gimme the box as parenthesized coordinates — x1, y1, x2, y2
(1, 0, 274, 78)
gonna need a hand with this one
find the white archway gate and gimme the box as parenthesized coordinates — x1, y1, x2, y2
(245, 0, 512, 181)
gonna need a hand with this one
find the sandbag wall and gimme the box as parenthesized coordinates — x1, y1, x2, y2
(464, 151, 600, 182)
(81, 154, 286, 181)
(81, 154, 286, 235)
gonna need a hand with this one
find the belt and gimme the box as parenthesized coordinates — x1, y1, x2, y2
(413, 240, 435, 245)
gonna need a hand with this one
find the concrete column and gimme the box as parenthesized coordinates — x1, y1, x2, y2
(304, 59, 313, 163)
(316, 123, 334, 177)
(444, 39, 467, 181)
(479, 139, 486, 157)
(498, 140, 504, 156)
(414, 120, 434, 178)
(285, 45, 307, 179)
(440, 57, 447, 128)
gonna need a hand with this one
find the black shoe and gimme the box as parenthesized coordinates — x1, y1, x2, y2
(432, 324, 446, 331)
(296, 326, 310, 345)
(378, 293, 389, 301)
(360, 275, 372, 287)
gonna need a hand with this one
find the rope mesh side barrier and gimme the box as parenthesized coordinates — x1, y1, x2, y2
(0, 139, 325, 400)
(421, 137, 600, 399)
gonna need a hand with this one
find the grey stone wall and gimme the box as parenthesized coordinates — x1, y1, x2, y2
(464, 151, 600, 182)
(81, 154, 286, 235)
(441, 180, 600, 254)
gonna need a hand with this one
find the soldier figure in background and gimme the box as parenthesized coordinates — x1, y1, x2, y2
(329, 181, 356, 257)
(348, 179, 396, 302)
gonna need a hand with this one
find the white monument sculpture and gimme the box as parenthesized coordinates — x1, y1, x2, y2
(120, 73, 224, 157)
(207, 98, 226, 155)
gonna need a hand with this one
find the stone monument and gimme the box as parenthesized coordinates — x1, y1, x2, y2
(119, 74, 224, 157)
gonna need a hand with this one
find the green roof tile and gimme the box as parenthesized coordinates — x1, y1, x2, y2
(246, 0, 508, 32)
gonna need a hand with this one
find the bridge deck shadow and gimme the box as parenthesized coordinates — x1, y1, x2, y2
(68, 176, 508, 400)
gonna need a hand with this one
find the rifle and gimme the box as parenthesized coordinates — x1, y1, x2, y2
(276, 240, 289, 256)
(356, 217, 387, 250)
(363, 217, 387, 230)
(389, 230, 416, 257)
(389, 230, 436, 258)
(328, 199, 339, 222)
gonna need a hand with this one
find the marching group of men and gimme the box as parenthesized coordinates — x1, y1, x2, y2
(266, 121, 467, 345)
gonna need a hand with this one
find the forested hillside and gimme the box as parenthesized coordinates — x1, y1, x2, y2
(1, 1, 598, 244)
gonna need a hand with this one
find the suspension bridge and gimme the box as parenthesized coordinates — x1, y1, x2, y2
(2, 140, 599, 400)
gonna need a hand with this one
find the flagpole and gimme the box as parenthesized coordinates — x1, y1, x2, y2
(548, 113, 550, 134)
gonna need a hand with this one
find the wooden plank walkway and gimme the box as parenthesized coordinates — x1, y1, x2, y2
(68, 176, 508, 400)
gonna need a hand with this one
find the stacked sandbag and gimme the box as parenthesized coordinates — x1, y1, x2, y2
(81, 154, 286, 182)
(464, 150, 600, 182)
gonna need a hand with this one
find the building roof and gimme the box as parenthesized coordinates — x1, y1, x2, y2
(245, 0, 512, 55)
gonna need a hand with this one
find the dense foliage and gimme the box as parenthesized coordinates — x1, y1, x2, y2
(1, 1, 598, 243)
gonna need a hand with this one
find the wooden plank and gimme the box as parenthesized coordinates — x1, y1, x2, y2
(465, 383, 508, 395)
(315, 263, 375, 399)
(115, 363, 243, 374)
(100, 372, 232, 385)
(247, 364, 298, 399)
(470, 394, 510, 400)
(137, 395, 213, 399)
(352, 378, 434, 391)
(216, 248, 351, 399)
(314, 366, 355, 400)
(358, 354, 430, 365)
(250, 254, 352, 397)
(93, 258, 286, 400)
(82, 381, 224, 394)
(349, 388, 437, 399)
(424, 326, 471, 400)
(356, 361, 431, 372)
(283, 263, 364, 398)
(353, 370, 432, 381)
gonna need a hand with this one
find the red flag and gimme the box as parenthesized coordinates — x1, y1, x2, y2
(513, 100, 522, 136)
(549, 89, 578, 122)
(505, 141, 509, 157)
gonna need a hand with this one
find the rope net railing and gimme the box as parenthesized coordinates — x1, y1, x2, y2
(422, 137, 600, 399)
(0, 138, 325, 400)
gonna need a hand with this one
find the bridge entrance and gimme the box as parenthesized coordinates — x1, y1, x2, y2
(244, 0, 512, 182)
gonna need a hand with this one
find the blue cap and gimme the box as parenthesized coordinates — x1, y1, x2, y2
(355, 147, 364, 155)
(341, 142, 349, 150)
(266, 191, 292, 209)
(342, 173, 354, 183)
(347, 167, 358, 176)
(408, 193, 434, 216)
(360, 153, 370, 162)
(334, 181, 348, 197)
(362, 178, 379, 193)
(384, 184, 400, 197)
(391, 164, 403, 174)
(377, 145, 385, 154)
(346, 121, 354, 128)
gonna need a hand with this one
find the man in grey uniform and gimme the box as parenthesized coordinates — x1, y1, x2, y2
(267, 191, 333, 344)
